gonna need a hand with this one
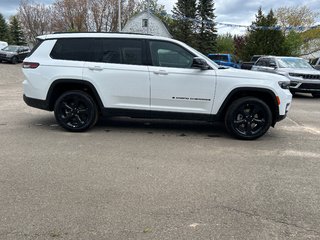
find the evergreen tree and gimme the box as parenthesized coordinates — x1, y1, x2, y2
(171, 0, 197, 47)
(196, 0, 217, 54)
(9, 16, 26, 45)
(245, 8, 287, 59)
(0, 13, 10, 42)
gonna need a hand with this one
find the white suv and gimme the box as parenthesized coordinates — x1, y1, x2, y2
(23, 33, 292, 140)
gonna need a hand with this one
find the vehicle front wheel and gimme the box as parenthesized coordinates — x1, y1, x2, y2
(312, 93, 320, 98)
(11, 56, 18, 64)
(54, 91, 98, 132)
(225, 97, 272, 140)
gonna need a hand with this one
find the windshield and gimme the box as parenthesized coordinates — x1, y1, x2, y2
(3, 45, 19, 52)
(278, 58, 313, 69)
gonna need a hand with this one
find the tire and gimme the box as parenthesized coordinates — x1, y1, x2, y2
(54, 90, 98, 132)
(312, 93, 320, 98)
(11, 56, 18, 64)
(225, 97, 272, 140)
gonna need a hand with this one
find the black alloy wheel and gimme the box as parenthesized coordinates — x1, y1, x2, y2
(225, 97, 272, 140)
(54, 91, 98, 132)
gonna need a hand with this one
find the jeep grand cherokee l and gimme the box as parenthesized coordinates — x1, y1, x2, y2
(22, 33, 292, 140)
(252, 56, 320, 98)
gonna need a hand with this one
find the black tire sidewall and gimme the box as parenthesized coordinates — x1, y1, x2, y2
(225, 97, 272, 140)
(312, 93, 320, 98)
(54, 91, 98, 132)
(11, 56, 18, 64)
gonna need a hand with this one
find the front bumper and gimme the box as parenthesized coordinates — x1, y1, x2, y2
(289, 80, 320, 93)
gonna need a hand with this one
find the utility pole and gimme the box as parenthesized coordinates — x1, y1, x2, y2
(118, 0, 121, 32)
(147, 0, 150, 34)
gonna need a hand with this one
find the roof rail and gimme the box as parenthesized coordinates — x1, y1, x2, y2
(52, 31, 153, 36)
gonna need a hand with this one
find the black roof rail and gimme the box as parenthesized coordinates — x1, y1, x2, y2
(52, 31, 153, 36)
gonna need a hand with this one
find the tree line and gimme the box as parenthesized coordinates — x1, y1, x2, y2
(0, 0, 319, 60)
(0, 14, 26, 45)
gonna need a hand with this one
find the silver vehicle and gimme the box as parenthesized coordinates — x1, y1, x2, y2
(252, 56, 320, 98)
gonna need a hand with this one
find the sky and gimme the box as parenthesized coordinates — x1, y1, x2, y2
(1, 0, 320, 35)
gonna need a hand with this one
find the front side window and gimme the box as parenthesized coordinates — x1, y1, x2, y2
(149, 41, 195, 68)
(255, 58, 267, 66)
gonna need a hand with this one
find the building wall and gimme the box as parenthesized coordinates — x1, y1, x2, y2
(122, 12, 172, 38)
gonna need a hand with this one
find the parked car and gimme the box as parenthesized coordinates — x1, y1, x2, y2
(207, 53, 240, 68)
(0, 45, 30, 64)
(22, 33, 292, 140)
(310, 57, 320, 70)
(240, 55, 263, 70)
(252, 56, 320, 98)
(0, 41, 8, 50)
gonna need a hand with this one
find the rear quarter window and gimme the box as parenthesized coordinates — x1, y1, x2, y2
(50, 38, 98, 62)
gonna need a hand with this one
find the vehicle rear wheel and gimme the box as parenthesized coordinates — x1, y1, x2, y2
(11, 56, 18, 64)
(54, 91, 98, 132)
(312, 93, 320, 98)
(225, 97, 272, 140)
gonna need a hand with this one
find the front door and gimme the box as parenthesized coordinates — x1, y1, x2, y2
(148, 40, 216, 114)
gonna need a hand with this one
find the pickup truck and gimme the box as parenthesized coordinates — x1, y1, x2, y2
(207, 53, 240, 68)
(240, 55, 263, 70)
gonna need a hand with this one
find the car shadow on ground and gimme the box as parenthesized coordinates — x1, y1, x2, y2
(96, 117, 227, 138)
(292, 93, 315, 99)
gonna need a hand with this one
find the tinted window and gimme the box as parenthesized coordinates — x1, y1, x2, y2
(150, 41, 194, 68)
(51, 38, 144, 65)
(101, 39, 143, 65)
(255, 58, 267, 66)
(51, 38, 98, 62)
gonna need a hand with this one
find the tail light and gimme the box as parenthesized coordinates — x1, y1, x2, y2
(23, 62, 40, 69)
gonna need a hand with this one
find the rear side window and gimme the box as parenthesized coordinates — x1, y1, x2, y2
(50, 38, 97, 62)
(101, 39, 143, 65)
(50, 38, 144, 65)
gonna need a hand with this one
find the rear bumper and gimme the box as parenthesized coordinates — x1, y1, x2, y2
(23, 95, 50, 111)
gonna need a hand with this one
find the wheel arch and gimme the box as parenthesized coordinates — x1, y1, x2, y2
(216, 87, 279, 126)
(46, 79, 104, 112)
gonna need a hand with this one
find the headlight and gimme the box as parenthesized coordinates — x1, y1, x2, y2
(278, 81, 290, 89)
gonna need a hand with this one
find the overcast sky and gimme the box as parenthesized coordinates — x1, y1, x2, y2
(1, 0, 320, 35)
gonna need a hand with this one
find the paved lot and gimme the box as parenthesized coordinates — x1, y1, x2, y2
(0, 63, 320, 240)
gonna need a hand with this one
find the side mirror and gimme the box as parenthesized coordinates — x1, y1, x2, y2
(192, 57, 210, 70)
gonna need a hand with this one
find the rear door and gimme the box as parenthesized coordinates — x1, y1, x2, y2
(83, 38, 150, 110)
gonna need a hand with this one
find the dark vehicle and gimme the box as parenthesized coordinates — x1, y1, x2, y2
(0, 45, 30, 64)
(207, 53, 240, 68)
(240, 55, 263, 70)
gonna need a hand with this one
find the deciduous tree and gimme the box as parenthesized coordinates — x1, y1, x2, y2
(18, 0, 52, 45)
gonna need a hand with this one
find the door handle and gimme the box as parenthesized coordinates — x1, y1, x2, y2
(153, 70, 168, 75)
(88, 66, 103, 71)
